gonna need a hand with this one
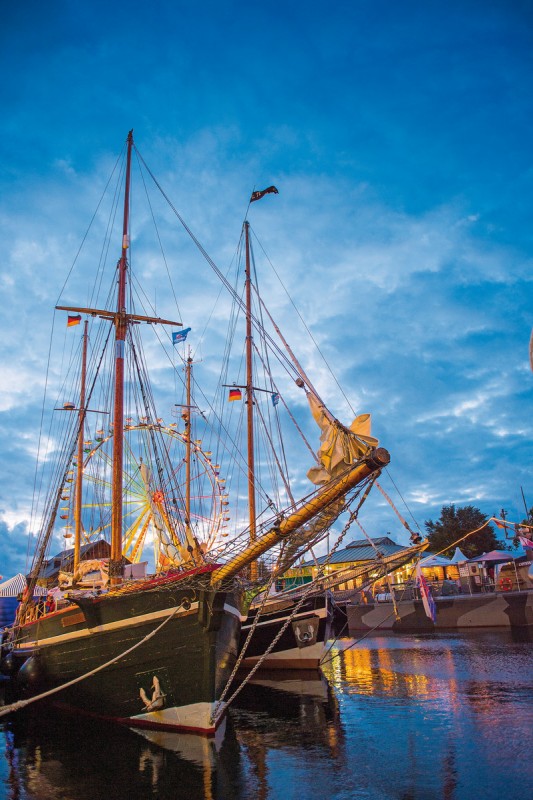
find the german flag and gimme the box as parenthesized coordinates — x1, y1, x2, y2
(67, 314, 82, 327)
(228, 388, 242, 402)
(250, 186, 278, 203)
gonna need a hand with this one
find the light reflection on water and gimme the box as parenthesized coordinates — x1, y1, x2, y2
(321, 630, 532, 799)
(1, 631, 532, 799)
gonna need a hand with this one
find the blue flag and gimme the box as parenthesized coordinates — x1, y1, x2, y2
(172, 328, 191, 345)
(271, 392, 280, 406)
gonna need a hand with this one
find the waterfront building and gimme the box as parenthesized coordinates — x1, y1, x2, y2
(279, 535, 441, 593)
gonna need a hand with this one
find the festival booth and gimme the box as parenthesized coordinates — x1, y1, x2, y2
(419, 554, 453, 580)
(0, 574, 27, 597)
(415, 554, 460, 596)
(458, 550, 517, 594)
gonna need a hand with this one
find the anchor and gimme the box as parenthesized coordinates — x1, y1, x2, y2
(139, 675, 166, 712)
(294, 623, 314, 643)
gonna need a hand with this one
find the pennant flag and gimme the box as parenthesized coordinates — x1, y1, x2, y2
(415, 563, 436, 622)
(271, 392, 280, 406)
(250, 186, 279, 203)
(172, 327, 191, 345)
(228, 388, 242, 402)
(519, 535, 533, 549)
(67, 314, 81, 327)
(493, 517, 510, 531)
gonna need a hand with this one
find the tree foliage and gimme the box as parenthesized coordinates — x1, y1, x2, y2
(424, 505, 501, 559)
(521, 506, 533, 526)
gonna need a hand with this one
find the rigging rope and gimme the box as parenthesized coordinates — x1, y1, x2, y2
(321, 518, 506, 666)
(210, 473, 379, 724)
(320, 553, 426, 667)
(354, 518, 401, 620)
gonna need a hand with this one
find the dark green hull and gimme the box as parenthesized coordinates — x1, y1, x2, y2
(6, 572, 242, 734)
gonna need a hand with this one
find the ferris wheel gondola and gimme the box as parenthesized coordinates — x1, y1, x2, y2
(60, 422, 226, 570)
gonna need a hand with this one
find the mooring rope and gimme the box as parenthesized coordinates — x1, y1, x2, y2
(0, 603, 185, 718)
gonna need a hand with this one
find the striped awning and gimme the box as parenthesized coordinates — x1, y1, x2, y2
(0, 573, 27, 597)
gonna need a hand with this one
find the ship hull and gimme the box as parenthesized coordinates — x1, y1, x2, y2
(346, 590, 533, 632)
(5, 578, 242, 735)
(239, 593, 331, 670)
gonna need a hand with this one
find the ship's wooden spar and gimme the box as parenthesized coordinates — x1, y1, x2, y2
(211, 446, 390, 586)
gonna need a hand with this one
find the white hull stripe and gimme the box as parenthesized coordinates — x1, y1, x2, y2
(241, 641, 326, 664)
(16, 602, 197, 650)
(241, 606, 326, 631)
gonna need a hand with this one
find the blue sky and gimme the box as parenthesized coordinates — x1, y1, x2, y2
(1, 1, 532, 576)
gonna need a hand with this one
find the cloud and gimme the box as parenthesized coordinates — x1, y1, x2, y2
(0, 518, 33, 577)
(0, 51, 532, 566)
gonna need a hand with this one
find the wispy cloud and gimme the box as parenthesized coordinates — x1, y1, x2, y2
(0, 2, 532, 574)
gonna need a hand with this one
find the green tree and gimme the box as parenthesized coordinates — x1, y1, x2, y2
(425, 505, 501, 558)
(521, 506, 533, 526)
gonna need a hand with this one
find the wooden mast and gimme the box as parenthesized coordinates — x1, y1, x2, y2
(244, 221, 258, 581)
(56, 131, 182, 581)
(174, 350, 202, 561)
(185, 348, 193, 546)
(109, 129, 133, 582)
(73, 319, 88, 573)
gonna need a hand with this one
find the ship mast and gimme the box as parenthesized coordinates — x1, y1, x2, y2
(58, 131, 183, 583)
(184, 349, 193, 546)
(73, 320, 89, 573)
(110, 130, 133, 581)
(244, 221, 258, 581)
(174, 350, 203, 561)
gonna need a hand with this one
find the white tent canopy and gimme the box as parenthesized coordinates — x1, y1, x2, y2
(0, 573, 27, 597)
(450, 547, 468, 563)
(420, 554, 452, 568)
(0, 574, 48, 597)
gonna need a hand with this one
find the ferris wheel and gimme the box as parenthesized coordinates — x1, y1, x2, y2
(60, 421, 228, 570)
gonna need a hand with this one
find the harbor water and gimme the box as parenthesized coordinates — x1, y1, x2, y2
(1, 630, 531, 799)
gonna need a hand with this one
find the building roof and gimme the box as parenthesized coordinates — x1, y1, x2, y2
(39, 540, 112, 580)
(301, 536, 407, 567)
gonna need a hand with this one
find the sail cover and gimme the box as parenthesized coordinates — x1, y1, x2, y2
(306, 393, 379, 486)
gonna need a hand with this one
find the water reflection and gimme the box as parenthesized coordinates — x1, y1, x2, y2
(0, 672, 340, 800)
(322, 631, 533, 799)
(1, 633, 531, 799)
(1, 706, 234, 800)
(229, 672, 344, 800)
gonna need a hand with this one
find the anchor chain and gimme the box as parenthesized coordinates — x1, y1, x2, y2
(211, 475, 378, 725)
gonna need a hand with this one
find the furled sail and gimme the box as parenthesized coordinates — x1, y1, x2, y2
(306, 392, 379, 486)
(60, 559, 110, 588)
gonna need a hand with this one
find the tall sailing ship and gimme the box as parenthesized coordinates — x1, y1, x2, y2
(0, 132, 391, 734)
